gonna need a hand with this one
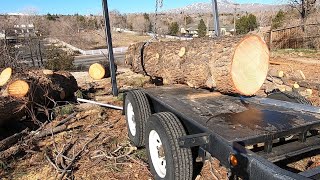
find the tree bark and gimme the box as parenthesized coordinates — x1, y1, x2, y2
(0, 70, 78, 124)
(126, 35, 270, 95)
(0, 97, 27, 125)
(26, 70, 78, 105)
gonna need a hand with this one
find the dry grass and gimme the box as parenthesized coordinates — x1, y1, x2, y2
(74, 30, 151, 49)
(65, 30, 178, 50)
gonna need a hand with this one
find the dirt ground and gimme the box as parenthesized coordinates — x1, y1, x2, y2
(0, 50, 320, 179)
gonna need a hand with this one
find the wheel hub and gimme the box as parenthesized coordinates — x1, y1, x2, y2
(158, 145, 165, 157)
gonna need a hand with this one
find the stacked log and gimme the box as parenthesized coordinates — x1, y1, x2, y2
(262, 68, 319, 99)
(126, 35, 270, 96)
(0, 68, 78, 125)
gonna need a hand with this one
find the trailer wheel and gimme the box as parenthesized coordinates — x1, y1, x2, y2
(146, 112, 193, 180)
(125, 90, 151, 147)
(267, 90, 312, 105)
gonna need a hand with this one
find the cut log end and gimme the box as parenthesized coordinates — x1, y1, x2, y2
(43, 69, 54, 75)
(155, 53, 160, 59)
(293, 83, 300, 89)
(89, 63, 106, 80)
(231, 35, 270, 96)
(8, 80, 30, 98)
(178, 47, 186, 57)
(0, 67, 12, 86)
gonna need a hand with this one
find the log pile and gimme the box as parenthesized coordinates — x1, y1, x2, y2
(262, 68, 319, 98)
(126, 35, 270, 96)
(0, 68, 78, 125)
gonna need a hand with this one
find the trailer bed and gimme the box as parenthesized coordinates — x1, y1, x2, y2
(143, 85, 320, 146)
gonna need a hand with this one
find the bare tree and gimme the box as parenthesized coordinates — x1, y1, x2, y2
(289, 0, 317, 31)
(110, 10, 127, 29)
(132, 15, 147, 33)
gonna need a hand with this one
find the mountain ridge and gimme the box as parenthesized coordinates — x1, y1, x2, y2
(165, 1, 285, 14)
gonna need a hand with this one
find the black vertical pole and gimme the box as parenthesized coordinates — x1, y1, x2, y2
(211, 0, 220, 37)
(102, 0, 118, 96)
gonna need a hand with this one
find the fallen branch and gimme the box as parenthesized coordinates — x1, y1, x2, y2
(91, 146, 137, 160)
(298, 81, 320, 91)
(35, 125, 68, 139)
(55, 112, 77, 127)
(56, 139, 77, 170)
(58, 133, 100, 180)
(0, 144, 22, 159)
(0, 124, 47, 160)
(45, 150, 62, 172)
(0, 128, 29, 152)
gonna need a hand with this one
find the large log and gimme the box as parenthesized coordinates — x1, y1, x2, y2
(26, 70, 78, 105)
(126, 35, 270, 95)
(0, 70, 78, 124)
(0, 97, 27, 125)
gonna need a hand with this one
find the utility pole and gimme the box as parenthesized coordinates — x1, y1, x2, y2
(211, 0, 220, 37)
(207, 18, 210, 36)
(233, 3, 239, 35)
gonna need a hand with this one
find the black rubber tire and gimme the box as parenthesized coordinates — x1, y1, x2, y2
(146, 112, 193, 180)
(267, 91, 312, 105)
(125, 90, 151, 147)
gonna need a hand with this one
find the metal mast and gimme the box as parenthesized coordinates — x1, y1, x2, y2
(102, 0, 118, 96)
(211, 0, 220, 37)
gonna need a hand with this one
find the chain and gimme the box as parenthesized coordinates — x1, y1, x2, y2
(149, 0, 163, 43)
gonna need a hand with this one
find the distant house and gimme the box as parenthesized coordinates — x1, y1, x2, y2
(13, 24, 35, 36)
(181, 24, 234, 37)
(0, 24, 36, 43)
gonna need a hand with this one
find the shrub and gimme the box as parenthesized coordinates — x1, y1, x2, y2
(272, 10, 285, 29)
(198, 19, 207, 37)
(168, 22, 179, 36)
(236, 14, 258, 34)
(44, 46, 74, 71)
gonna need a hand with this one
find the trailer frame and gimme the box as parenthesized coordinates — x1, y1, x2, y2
(124, 85, 320, 179)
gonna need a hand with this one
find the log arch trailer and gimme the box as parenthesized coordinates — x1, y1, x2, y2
(99, 0, 320, 179)
(124, 86, 320, 180)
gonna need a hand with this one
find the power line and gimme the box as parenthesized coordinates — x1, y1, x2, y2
(233, 3, 239, 35)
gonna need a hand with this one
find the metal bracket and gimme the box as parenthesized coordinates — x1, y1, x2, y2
(179, 133, 210, 148)
(264, 140, 273, 153)
(299, 130, 308, 142)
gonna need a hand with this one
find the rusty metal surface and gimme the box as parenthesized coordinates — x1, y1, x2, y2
(144, 85, 320, 145)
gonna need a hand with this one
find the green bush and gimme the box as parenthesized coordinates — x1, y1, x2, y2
(236, 14, 258, 34)
(46, 13, 58, 21)
(44, 46, 74, 71)
(272, 10, 285, 29)
(198, 19, 207, 37)
(168, 22, 179, 36)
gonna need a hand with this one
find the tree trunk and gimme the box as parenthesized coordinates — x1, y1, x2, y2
(0, 70, 78, 124)
(26, 70, 78, 105)
(0, 97, 27, 125)
(126, 35, 270, 95)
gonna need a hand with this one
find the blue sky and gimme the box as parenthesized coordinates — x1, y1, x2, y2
(0, 0, 277, 15)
